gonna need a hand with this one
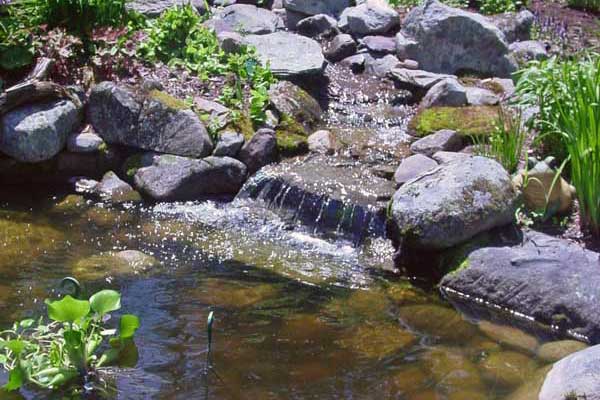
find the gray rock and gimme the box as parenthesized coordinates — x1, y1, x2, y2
(307, 130, 337, 154)
(491, 9, 534, 43)
(1, 99, 82, 163)
(238, 128, 278, 175)
(217, 31, 245, 53)
(268, 81, 322, 130)
(244, 31, 326, 77)
(485, 77, 515, 98)
(88, 82, 213, 158)
(347, 0, 399, 35)
(465, 86, 500, 106)
(432, 150, 471, 164)
(389, 68, 456, 92)
(397, 59, 419, 70)
(194, 97, 231, 130)
(95, 171, 141, 203)
(296, 14, 338, 38)
(391, 156, 517, 249)
(509, 40, 548, 65)
(57, 146, 124, 178)
(398, 0, 516, 77)
(282, 0, 351, 17)
(394, 154, 438, 186)
(540, 345, 600, 400)
(209, 4, 279, 35)
(364, 54, 400, 77)
(340, 54, 366, 71)
(360, 35, 396, 54)
(214, 131, 244, 157)
(283, 8, 307, 30)
(420, 78, 467, 108)
(410, 129, 463, 157)
(126, 0, 206, 17)
(67, 129, 104, 153)
(134, 154, 247, 201)
(323, 33, 357, 62)
(337, 6, 353, 31)
(442, 230, 600, 343)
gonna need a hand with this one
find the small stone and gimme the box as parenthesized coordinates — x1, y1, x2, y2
(217, 31, 245, 53)
(393, 154, 438, 186)
(339, 54, 365, 72)
(364, 54, 400, 77)
(465, 86, 501, 106)
(420, 78, 468, 109)
(95, 171, 142, 204)
(214, 131, 245, 157)
(296, 14, 338, 38)
(238, 128, 278, 175)
(536, 340, 588, 364)
(67, 129, 104, 153)
(360, 35, 396, 54)
(410, 129, 463, 157)
(308, 130, 337, 155)
(478, 321, 539, 354)
(323, 33, 357, 62)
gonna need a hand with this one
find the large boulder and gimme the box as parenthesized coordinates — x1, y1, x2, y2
(346, 0, 399, 36)
(208, 4, 279, 35)
(396, 0, 516, 77)
(539, 345, 600, 400)
(134, 154, 247, 201)
(88, 82, 213, 158)
(1, 99, 82, 162)
(244, 31, 326, 78)
(282, 0, 351, 17)
(490, 9, 534, 43)
(442, 230, 600, 343)
(126, 0, 206, 17)
(391, 156, 517, 249)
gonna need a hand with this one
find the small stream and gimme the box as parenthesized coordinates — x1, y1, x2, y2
(0, 66, 562, 399)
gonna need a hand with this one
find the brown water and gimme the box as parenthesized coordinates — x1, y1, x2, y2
(0, 189, 573, 400)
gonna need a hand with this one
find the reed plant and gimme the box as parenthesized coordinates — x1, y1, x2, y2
(472, 107, 527, 174)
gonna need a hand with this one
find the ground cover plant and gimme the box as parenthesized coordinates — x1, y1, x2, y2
(0, 284, 140, 393)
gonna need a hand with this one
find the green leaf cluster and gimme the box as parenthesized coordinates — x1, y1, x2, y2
(0, 288, 140, 392)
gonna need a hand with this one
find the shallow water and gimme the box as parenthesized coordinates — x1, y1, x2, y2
(0, 190, 568, 400)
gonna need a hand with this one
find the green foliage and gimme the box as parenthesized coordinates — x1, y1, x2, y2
(567, 0, 599, 12)
(0, 287, 140, 392)
(516, 54, 600, 234)
(0, 5, 37, 70)
(471, 107, 527, 173)
(138, 5, 276, 126)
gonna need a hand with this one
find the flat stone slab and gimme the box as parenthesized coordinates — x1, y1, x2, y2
(237, 154, 395, 239)
(244, 31, 326, 78)
(442, 230, 600, 343)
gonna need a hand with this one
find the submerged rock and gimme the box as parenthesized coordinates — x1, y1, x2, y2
(421, 347, 485, 390)
(391, 156, 517, 250)
(478, 321, 539, 354)
(134, 154, 247, 201)
(88, 82, 213, 158)
(244, 31, 326, 77)
(441, 230, 600, 343)
(1, 99, 82, 162)
(397, 0, 515, 77)
(536, 340, 588, 363)
(336, 322, 416, 359)
(479, 350, 538, 389)
(539, 344, 600, 400)
(72, 250, 160, 280)
(397, 304, 479, 343)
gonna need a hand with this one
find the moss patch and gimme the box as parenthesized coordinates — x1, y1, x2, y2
(276, 113, 309, 157)
(409, 106, 500, 138)
(148, 89, 189, 110)
(122, 153, 145, 179)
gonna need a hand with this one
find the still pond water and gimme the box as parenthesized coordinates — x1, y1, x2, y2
(0, 189, 567, 399)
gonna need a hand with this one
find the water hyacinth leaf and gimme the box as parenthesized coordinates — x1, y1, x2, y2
(3, 365, 24, 391)
(119, 314, 140, 339)
(47, 368, 78, 389)
(0, 340, 26, 356)
(90, 290, 121, 316)
(117, 339, 139, 368)
(47, 295, 90, 323)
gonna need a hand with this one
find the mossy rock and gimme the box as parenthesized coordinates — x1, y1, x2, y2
(479, 350, 538, 389)
(397, 304, 479, 343)
(336, 322, 416, 359)
(478, 321, 539, 354)
(421, 346, 485, 390)
(536, 340, 587, 363)
(71, 250, 160, 280)
(191, 278, 280, 308)
(409, 106, 500, 137)
(275, 113, 309, 157)
(51, 194, 88, 216)
(148, 89, 189, 111)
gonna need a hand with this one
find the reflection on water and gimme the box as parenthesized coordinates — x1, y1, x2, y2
(0, 192, 580, 399)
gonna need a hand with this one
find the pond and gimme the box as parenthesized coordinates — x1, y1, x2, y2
(0, 187, 564, 399)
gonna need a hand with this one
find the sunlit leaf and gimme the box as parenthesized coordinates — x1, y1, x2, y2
(0, 340, 26, 356)
(47, 295, 90, 323)
(89, 290, 121, 316)
(19, 319, 35, 329)
(3, 365, 24, 391)
(119, 314, 140, 339)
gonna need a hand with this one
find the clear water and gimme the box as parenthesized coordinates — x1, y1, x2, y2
(0, 190, 562, 400)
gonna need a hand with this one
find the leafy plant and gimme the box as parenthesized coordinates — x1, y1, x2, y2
(517, 54, 600, 234)
(567, 0, 599, 12)
(138, 5, 276, 126)
(477, 0, 524, 14)
(0, 4, 37, 70)
(471, 107, 527, 173)
(0, 285, 140, 392)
